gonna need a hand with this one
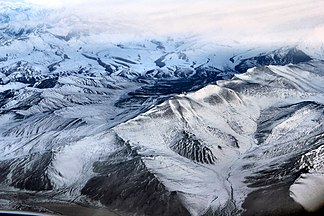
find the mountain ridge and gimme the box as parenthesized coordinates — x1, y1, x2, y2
(0, 3, 324, 216)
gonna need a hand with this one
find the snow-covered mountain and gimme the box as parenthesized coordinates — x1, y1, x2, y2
(0, 3, 316, 86)
(0, 2, 324, 216)
(1, 58, 323, 215)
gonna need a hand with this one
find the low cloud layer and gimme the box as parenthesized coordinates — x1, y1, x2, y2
(4, 0, 324, 44)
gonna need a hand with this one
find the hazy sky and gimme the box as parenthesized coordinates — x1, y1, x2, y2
(3, 0, 324, 44)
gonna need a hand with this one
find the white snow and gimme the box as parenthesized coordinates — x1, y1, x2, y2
(290, 145, 324, 212)
(0, 82, 28, 92)
(290, 173, 324, 212)
(48, 131, 117, 189)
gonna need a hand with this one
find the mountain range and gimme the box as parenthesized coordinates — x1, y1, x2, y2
(0, 3, 323, 216)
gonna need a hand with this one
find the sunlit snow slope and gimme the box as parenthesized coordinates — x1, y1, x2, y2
(112, 61, 324, 215)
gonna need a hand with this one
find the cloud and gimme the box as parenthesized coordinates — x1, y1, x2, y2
(25, 0, 64, 8)
(10, 0, 324, 44)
